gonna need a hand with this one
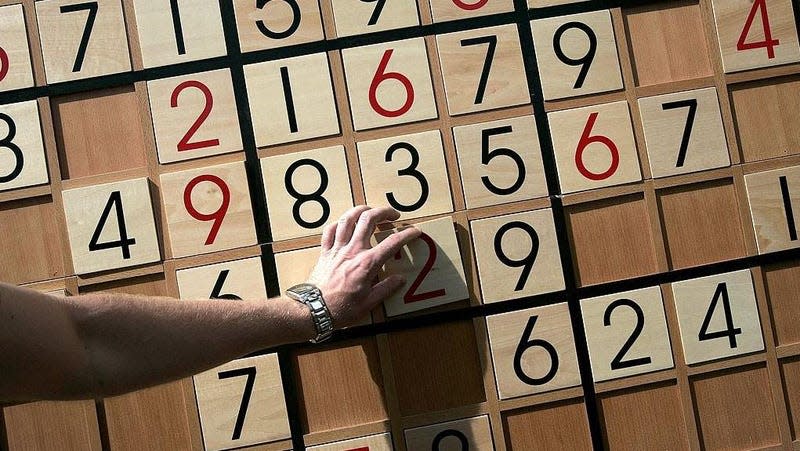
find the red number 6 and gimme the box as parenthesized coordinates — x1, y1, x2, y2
(575, 111, 619, 181)
(368, 49, 415, 118)
(183, 174, 230, 246)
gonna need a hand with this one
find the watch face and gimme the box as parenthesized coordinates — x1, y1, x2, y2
(288, 283, 316, 296)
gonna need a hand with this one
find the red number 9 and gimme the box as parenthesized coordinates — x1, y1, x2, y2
(0, 47, 9, 82)
(183, 174, 230, 246)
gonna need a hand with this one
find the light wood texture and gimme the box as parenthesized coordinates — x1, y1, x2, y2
(358, 130, 453, 221)
(502, 398, 592, 450)
(307, 432, 392, 450)
(274, 246, 319, 291)
(0, 100, 49, 192)
(638, 87, 729, 179)
(62, 177, 160, 274)
(194, 354, 291, 451)
(404, 415, 493, 450)
(244, 52, 340, 147)
(234, 0, 324, 52)
(0, 4, 34, 91)
(435, 24, 528, 115)
(453, 115, 548, 209)
(176, 256, 267, 300)
(709, 0, 800, 73)
(341, 38, 437, 131)
(745, 165, 800, 254)
(428, 0, 512, 23)
(528, 0, 584, 6)
(375, 217, 467, 317)
(3, 401, 102, 451)
(548, 100, 641, 194)
(470, 209, 564, 304)
(531, 10, 623, 101)
(330, 0, 418, 37)
(762, 260, 800, 347)
(486, 303, 581, 399)
(35, 0, 131, 83)
(160, 161, 257, 258)
(781, 358, 800, 442)
(672, 269, 764, 365)
(261, 145, 354, 241)
(0, 196, 64, 284)
(147, 68, 242, 164)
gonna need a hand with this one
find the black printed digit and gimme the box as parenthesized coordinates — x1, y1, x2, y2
(494, 221, 539, 292)
(0, 113, 24, 184)
(280, 66, 299, 133)
(59, 1, 98, 73)
(460, 35, 497, 105)
(284, 158, 331, 229)
(210, 270, 242, 300)
(384, 142, 429, 212)
(169, 0, 186, 55)
(431, 429, 469, 450)
(514, 315, 559, 385)
(217, 366, 257, 441)
(780, 175, 797, 242)
(256, 0, 301, 39)
(361, 0, 386, 26)
(88, 191, 136, 259)
(698, 282, 742, 349)
(481, 126, 525, 196)
(603, 298, 652, 370)
(661, 99, 697, 168)
(552, 21, 597, 90)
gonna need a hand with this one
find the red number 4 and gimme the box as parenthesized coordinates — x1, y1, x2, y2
(736, 0, 780, 59)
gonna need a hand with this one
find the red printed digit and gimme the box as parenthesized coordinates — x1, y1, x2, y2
(0, 47, 8, 82)
(394, 233, 445, 303)
(736, 0, 779, 58)
(452, 0, 488, 10)
(183, 174, 230, 245)
(171, 80, 220, 152)
(345, 448, 369, 451)
(574, 111, 619, 181)
(368, 49, 415, 118)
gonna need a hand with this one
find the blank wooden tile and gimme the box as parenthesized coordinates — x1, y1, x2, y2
(62, 178, 160, 274)
(528, 0, 585, 7)
(638, 87, 729, 179)
(486, 303, 581, 399)
(234, 0, 324, 52)
(307, 433, 392, 451)
(375, 217, 468, 317)
(672, 270, 764, 365)
(428, 0, 512, 23)
(710, 0, 800, 73)
(274, 246, 319, 292)
(763, 260, 800, 347)
(358, 130, 453, 221)
(405, 416, 493, 450)
(244, 53, 340, 147)
(531, 10, 623, 101)
(194, 354, 291, 451)
(3, 401, 102, 451)
(132, 0, 226, 68)
(781, 357, 800, 442)
(330, 0, 418, 37)
(160, 161, 257, 258)
(0, 196, 64, 284)
(470, 209, 564, 304)
(342, 38, 437, 131)
(0, 4, 34, 92)
(436, 24, 529, 115)
(0, 100, 49, 192)
(176, 256, 267, 301)
(745, 165, 800, 254)
(261, 145, 354, 242)
(581, 286, 674, 382)
(36, 0, 131, 83)
(502, 399, 592, 450)
(548, 100, 641, 194)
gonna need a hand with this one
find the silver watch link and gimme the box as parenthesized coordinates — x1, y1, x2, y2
(285, 283, 334, 343)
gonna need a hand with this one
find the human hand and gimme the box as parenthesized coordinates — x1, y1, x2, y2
(306, 206, 421, 329)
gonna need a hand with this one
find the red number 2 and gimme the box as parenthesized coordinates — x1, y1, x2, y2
(369, 49, 415, 118)
(394, 233, 446, 303)
(736, 0, 779, 59)
(183, 174, 230, 245)
(0, 47, 8, 82)
(575, 111, 619, 181)
(171, 80, 220, 152)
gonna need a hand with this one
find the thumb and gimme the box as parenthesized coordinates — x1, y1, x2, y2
(364, 275, 406, 307)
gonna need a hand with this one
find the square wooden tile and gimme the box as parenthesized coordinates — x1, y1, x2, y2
(581, 286, 674, 382)
(160, 161, 257, 258)
(244, 52, 340, 147)
(132, 0, 226, 68)
(502, 398, 592, 449)
(453, 115, 548, 209)
(274, 246, 319, 292)
(36, 0, 131, 83)
(405, 416, 493, 450)
(307, 433, 392, 451)
(470, 209, 564, 304)
(486, 303, 581, 399)
(176, 256, 267, 300)
(330, 0, 418, 37)
(672, 269, 764, 365)
(763, 260, 800, 347)
(781, 357, 800, 442)
(745, 165, 799, 254)
(147, 69, 242, 164)
(0, 4, 34, 92)
(0, 196, 65, 284)
(531, 10, 623, 101)
(428, 0, 512, 23)
(0, 100, 49, 192)
(548, 100, 641, 194)
(261, 145, 354, 242)
(358, 129, 453, 221)
(3, 401, 102, 451)
(234, 0, 324, 52)
(528, 0, 585, 7)
(638, 87, 729, 179)
(341, 38, 437, 131)
(62, 177, 160, 274)
(710, 0, 800, 73)
(435, 24, 529, 115)
(194, 354, 291, 451)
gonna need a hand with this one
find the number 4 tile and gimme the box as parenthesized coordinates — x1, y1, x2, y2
(0, 4, 35, 92)
(0, 100, 49, 193)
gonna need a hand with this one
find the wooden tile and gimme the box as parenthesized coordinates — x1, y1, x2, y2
(62, 177, 160, 274)
(3, 401, 102, 451)
(435, 24, 529, 115)
(274, 246, 319, 292)
(244, 53, 340, 147)
(486, 303, 581, 399)
(710, 0, 800, 73)
(763, 260, 800, 347)
(147, 69, 242, 164)
(470, 209, 564, 304)
(528, 0, 584, 7)
(405, 416, 493, 450)
(0, 100, 49, 193)
(36, 0, 131, 83)
(261, 145, 354, 242)
(428, 0, 512, 23)
(194, 354, 291, 451)
(0, 4, 34, 92)
(581, 286, 674, 382)
(781, 357, 800, 442)
(745, 165, 800, 254)
(160, 161, 257, 258)
(341, 38, 437, 131)
(176, 256, 267, 300)
(531, 10, 623, 101)
(0, 196, 64, 284)
(672, 270, 764, 365)
(374, 217, 468, 317)
(453, 115, 548, 209)
(502, 399, 592, 450)
(638, 87, 729, 179)
(307, 433, 392, 451)
(330, 0, 418, 37)
(548, 100, 641, 194)
(234, 0, 324, 52)
(358, 130, 453, 221)
(132, 0, 226, 68)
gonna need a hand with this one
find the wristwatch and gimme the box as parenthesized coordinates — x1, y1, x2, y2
(286, 283, 334, 343)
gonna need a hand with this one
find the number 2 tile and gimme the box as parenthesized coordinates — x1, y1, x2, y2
(176, 256, 267, 301)
(0, 4, 34, 92)
(0, 100, 49, 193)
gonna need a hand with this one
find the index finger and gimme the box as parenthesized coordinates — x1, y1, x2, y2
(350, 206, 401, 249)
(369, 226, 422, 265)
